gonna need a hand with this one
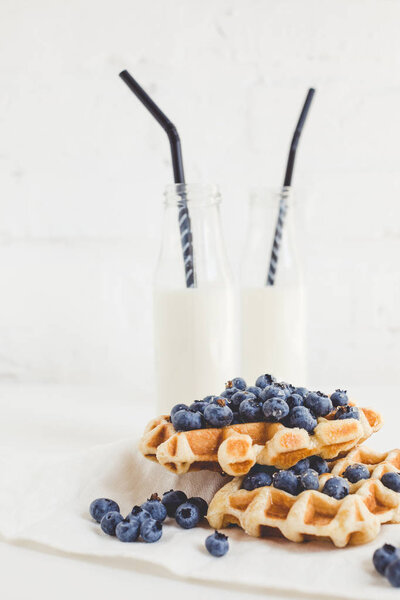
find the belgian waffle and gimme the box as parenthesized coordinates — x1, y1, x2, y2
(139, 407, 382, 475)
(207, 447, 400, 547)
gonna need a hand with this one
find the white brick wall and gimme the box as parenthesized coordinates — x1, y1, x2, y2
(1, 0, 399, 389)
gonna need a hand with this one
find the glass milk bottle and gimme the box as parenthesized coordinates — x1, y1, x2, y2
(154, 184, 237, 414)
(241, 187, 307, 387)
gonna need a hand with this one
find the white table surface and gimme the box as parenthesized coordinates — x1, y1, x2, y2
(0, 383, 396, 600)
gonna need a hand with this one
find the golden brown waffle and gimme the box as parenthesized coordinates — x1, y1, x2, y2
(207, 447, 400, 547)
(139, 407, 382, 475)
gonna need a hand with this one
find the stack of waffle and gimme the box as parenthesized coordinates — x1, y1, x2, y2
(139, 388, 391, 547)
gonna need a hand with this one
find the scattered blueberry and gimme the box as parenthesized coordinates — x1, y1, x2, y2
(321, 477, 349, 500)
(386, 559, 400, 587)
(205, 531, 229, 557)
(246, 386, 263, 399)
(129, 505, 151, 525)
(242, 470, 273, 490)
(262, 397, 289, 422)
(161, 490, 187, 517)
(231, 391, 253, 410)
(255, 374, 276, 389)
(204, 399, 233, 427)
(373, 544, 400, 575)
(304, 392, 333, 417)
(239, 398, 263, 422)
(289, 406, 318, 433)
(187, 497, 208, 518)
(115, 519, 140, 542)
(140, 518, 163, 543)
(342, 464, 370, 484)
(100, 511, 124, 536)
(175, 502, 201, 529)
(298, 468, 320, 492)
(90, 498, 120, 523)
(261, 385, 287, 401)
(334, 405, 360, 420)
(308, 456, 330, 475)
(220, 387, 239, 399)
(141, 493, 167, 522)
(172, 409, 204, 431)
(231, 413, 243, 425)
(228, 377, 247, 391)
(250, 464, 277, 476)
(381, 472, 400, 492)
(189, 400, 209, 414)
(170, 403, 188, 417)
(330, 389, 349, 407)
(293, 387, 309, 399)
(290, 458, 310, 475)
(272, 470, 299, 495)
(286, 394, 304, 410)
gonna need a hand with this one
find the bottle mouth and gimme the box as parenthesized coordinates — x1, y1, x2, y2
(249, 186, 294, 207)
(164, 183, 221, 206)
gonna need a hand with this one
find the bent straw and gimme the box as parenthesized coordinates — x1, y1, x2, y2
(266, 88, 315, 286)
(119, 70, 195, 288)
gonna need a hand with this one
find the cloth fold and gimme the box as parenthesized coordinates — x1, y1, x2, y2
(1, 437, 399, 599)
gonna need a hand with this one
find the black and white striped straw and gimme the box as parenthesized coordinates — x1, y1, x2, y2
(119, 70, 195, 288)
(266, 88, 315, 286)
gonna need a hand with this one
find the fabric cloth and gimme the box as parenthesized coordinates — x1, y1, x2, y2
(1, 435, 400, 599)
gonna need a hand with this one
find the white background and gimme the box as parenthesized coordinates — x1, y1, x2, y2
(1, 0, 400, 393)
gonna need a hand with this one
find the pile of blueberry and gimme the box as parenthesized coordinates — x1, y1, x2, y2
(240, 458, 400, 500)
(170, 374, 358, 434)
(89, 491, 229, 557)
(373, 543, 400, 587)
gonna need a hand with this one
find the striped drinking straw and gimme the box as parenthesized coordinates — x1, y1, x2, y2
(266, 88, 315, 286)
(119, 70, 195, 288)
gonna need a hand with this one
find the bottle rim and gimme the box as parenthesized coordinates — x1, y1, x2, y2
(164, 183, 221, 206)
(249, 186, 294, 206)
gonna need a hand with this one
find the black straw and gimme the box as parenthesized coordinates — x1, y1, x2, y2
(119, 70, 195, 287)
(283, 88, 315, 187)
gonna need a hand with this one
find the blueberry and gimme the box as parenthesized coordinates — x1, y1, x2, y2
(231, 413, 243, 425)
(239, 398, 263, 422)
(140, 518, 163, 543)
(175, 502, 201, 529)
(381, 472, 400, 492)
(342, 464, 370, 484)
(205, 531, 229, 557)
(242, 471, 273, 490)
(386, 559, 400, 587)
(262, 397, 289, 422)
(246, 386, 263, 399)
(290, 458, 310, 475)
(171, 409, 204, 431)
(161, 490, 187, 517)
(115, 519, 140, 542)
(289, 406, 318, 433)
(231, 391, 253, 410)
(100, 511, 124, 536)
(255, 374, 276, 389)
(304, 392, 333, 417)
(334, 405, 360, 420)
(321, 476, 349, 500)
(228, 377, 247, 391)
(90, 498, 120, 523)
(308, 456, 330, 475)
(286, 394, 303, 410)
(373, 544, 400, 575)
(250, 464, 277, 476)
(189, 400, 209, 414)
(298, 468, 319, 492)
(203, 395, 215, 403)
(170, 403, 188, 417)
(260, 385, 287, 401)
(129, 505, 151, 525)
(330, 389, 349, 407)
(187, 497, 208, 518)
(204, 399, 233, 428)
(220, 387, 239, 399)
(141, 493, 167, 522)
(272, 470, 299, 495)
(293, 387, 309, 399)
